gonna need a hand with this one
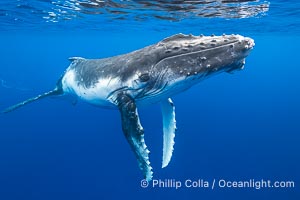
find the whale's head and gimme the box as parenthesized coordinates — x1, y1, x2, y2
(134, 33, 255, 101)
(155, 33, 254, 76)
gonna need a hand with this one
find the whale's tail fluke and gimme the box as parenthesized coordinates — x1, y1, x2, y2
(2, 88, 62, 114)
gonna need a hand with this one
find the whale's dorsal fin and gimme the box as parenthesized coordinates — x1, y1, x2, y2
(116, 93, 153, 181)
(161, 98, 176, 168)
(68, 57, 85, 62)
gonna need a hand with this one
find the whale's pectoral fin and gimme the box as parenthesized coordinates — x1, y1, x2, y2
(116, 93, 153, 181)
(161, 98, 176, 168)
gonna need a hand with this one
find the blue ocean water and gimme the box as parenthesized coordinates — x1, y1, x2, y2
(0, 0, 299, 199)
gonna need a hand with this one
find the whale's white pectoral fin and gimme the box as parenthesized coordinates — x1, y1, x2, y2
(116, 93, 153, 181)
(161, 98, 176, 168)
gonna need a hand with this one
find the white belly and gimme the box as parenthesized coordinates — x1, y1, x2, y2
(61, 69, 197, 109)
(61, 69, 120, 108)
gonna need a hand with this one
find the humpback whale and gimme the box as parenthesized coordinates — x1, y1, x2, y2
(3, 33, 255, 181)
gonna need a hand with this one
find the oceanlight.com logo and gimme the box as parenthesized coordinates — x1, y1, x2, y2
(140, 179, 295, 190)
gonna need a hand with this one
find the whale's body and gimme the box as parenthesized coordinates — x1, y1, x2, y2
(4, 33, 255, 180)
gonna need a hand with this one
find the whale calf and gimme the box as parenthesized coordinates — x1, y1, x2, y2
(3, 33, 255, 180)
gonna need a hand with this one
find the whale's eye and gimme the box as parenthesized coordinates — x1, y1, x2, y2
(139, 73, 150, 82)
